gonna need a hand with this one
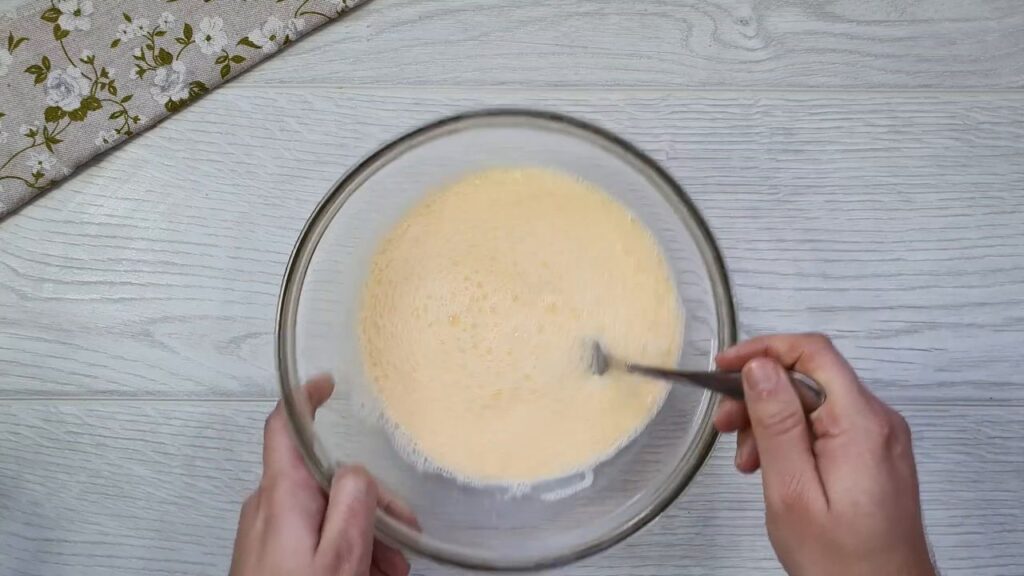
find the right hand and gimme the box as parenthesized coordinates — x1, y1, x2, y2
(714, 334, 936, 576)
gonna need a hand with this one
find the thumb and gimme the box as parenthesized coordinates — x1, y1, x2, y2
(742, 358, 826, 513)
(317, 466, 378, 576)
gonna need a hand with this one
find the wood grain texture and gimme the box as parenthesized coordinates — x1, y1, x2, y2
(228, 0, 1024, 89)
(2, 2, 1022, 575)
(1, 0, 1022, 89)
(0, 401, 1019, 576)
(1, 89, 1021, 400)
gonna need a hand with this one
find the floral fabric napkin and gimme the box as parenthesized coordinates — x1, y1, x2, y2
(0, 0, 364, 216)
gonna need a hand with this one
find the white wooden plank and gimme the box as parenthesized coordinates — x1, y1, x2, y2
(3, 0, 1021, 89)
(0, 401, 1019, 575)
(1, 89, 1021, 401)
(230, 0, 1024, 89)
(0, 401, 263, 576)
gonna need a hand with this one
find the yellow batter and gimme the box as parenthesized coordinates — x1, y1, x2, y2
(359, 167, 683, 484)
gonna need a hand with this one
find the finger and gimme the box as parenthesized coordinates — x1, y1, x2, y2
(229, 492, 261, 575)
(742, 357, 826, 512)
(374, 485, 417, 576)
(735, 427, 760, 473)
(317, 466, 378, 576)
(263, 375, 335, 481)
(372, 540, 411, 576)
(258, 376, 336, 546)
(714, 396, 749, 433)
(237, 491, 260, 531)
(379, 485, 421, 531)
(717, 333, 871, 413)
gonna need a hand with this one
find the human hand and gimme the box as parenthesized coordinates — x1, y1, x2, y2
(714, 334, 935, 576)
(229, 375, 412, 576)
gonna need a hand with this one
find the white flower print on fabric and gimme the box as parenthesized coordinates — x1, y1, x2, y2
(197, 16, 228, 55)
(50, 163, 72, 181)
(287, 18, 306, 41)
(26, 151, 57, 175)
(130, 18, 150, 38)
(246, 16, 307, 54)
(57, 0, 93, 31)
(248, 16, 286, 54)
(45, 66, 91, 111)
(150, 60, 190, 105)
(79, 48, 94, 61)
(0, 48, 11, 77)
(117, 22, 135, 42)
(157, 12, 175, 31)
(95, 130, 120, 148)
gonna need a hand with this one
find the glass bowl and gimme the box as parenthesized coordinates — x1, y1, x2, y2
(276, 110, 736, 571)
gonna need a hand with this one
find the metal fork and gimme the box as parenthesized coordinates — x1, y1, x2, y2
(589, 341, 825, 413)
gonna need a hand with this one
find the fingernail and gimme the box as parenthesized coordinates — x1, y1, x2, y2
(745, 358, 784, 394)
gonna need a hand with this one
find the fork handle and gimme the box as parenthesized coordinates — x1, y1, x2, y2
(625, 365, 826, 414)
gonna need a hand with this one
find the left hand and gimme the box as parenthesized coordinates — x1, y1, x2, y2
(229, 375, 412, 576)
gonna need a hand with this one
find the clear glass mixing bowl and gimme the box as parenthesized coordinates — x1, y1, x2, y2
(276, 110, 736, 571)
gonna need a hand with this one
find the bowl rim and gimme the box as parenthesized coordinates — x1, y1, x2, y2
(275, 108, 737, 572)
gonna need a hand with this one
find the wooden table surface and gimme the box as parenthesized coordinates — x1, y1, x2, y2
(1, 1, 1022, 574)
